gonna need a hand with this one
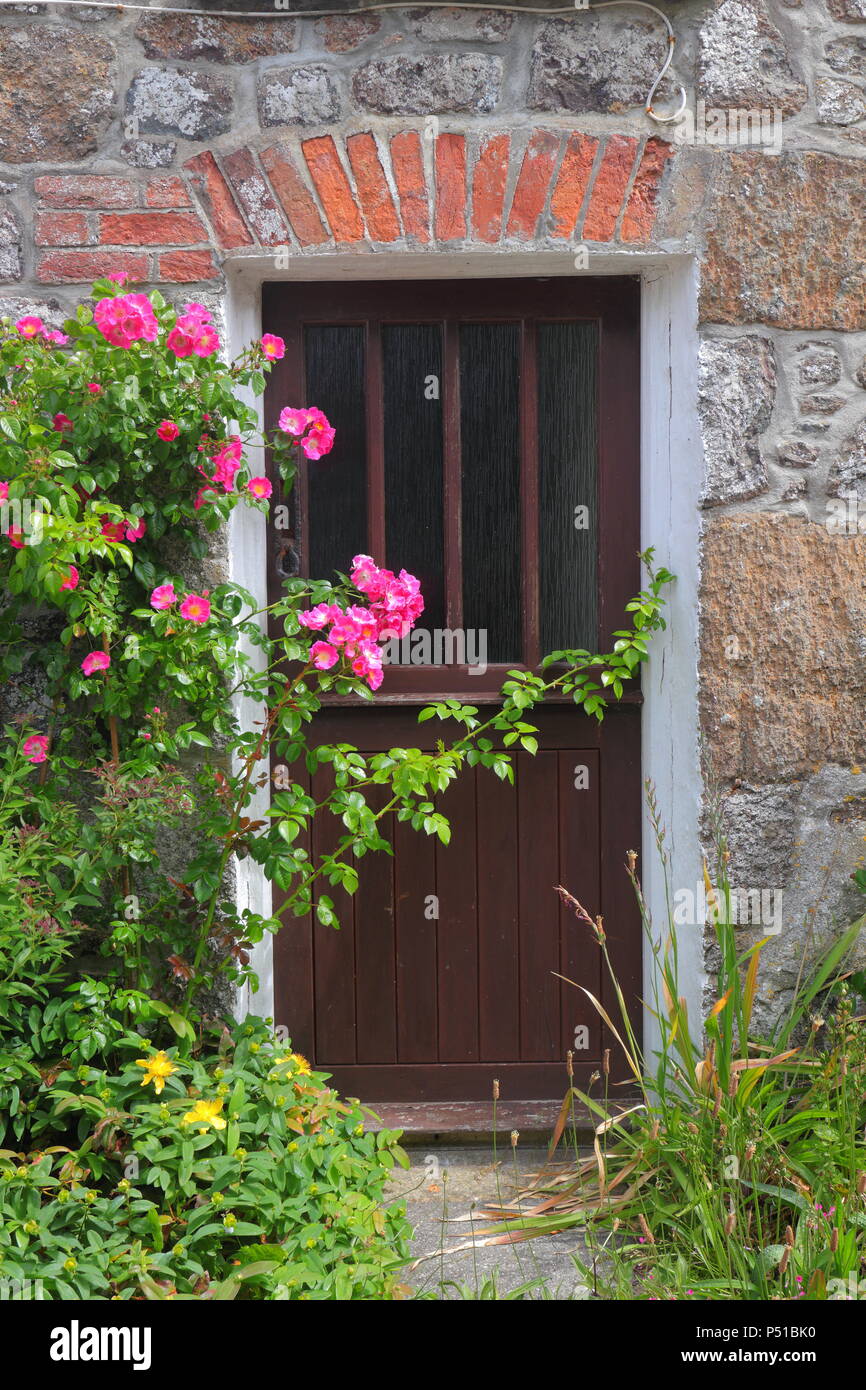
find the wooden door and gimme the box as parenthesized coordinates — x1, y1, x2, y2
(263, 278, 641, 1103)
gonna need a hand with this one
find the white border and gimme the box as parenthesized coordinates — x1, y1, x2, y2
(225, 251, 705, 1060)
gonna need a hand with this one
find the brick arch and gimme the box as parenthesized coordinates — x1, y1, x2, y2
(35, 128, 674, 286)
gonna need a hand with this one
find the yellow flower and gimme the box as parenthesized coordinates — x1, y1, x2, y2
(135, 1051, 177, 1095)
(181, 1098, 226, 1131)
(291, 1053, 311, 1075)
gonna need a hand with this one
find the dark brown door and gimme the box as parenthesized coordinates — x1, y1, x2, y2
(263, 278, 641, 1103)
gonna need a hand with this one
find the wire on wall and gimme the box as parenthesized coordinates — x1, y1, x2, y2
(0, 0, 688, 122)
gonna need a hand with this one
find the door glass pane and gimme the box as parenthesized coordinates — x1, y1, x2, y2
(382, 324, 445, 638)
(538, 322, 598, 654)
(304, 325, 367, 580)
(460, 323, 522, 664)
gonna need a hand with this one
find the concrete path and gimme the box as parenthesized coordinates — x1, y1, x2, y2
(384, 1146, 593, 1300)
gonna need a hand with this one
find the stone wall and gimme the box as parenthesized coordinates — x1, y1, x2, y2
(2, 0, 866, 1025)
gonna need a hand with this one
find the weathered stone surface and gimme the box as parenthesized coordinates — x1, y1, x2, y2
(856, 356, 866, 389)
(777, 439, 819, 467)
(699, 336, 776, 505)
(700, 513, 866, 782)
(0, 295, 64, 328)
(126, 69, 232, 141)
(826, 36, 866, 77)
(136, 14, 297, 63)
(797, 342, 842, 386)
(258, 66, 341, 127)
(527, 17, 672, 114)
(701, 153, 866, 331)
(406, 8, 513, 42)
(315, 15, 381, 52)
(0, 208, 21, 282)
(121, 139, 177, 169)
(352, 54, 501, 115)
(827, 0, 866, 18)
(698, 0, 807, 115)
(717, 767, 866, 1032)
(827, 418, 866, 496)
(816, 76, 866, 125)
(800, 392, 847, 414)
(0, 26, 114, 163)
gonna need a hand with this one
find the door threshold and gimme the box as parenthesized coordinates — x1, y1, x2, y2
(361, 1098, 606, 1144)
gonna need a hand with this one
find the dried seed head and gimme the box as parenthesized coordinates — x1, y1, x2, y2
(841, 1056, 849, 1077)
(638, 1213, 655, 1245)
(589, 1070, 601, 1086)
(830, 1227, 839, 1253)
(811, 1016, 825, 1033)
(778, 1246, 790, 1275)
(687, 1122, 699, 1136)
(566, 1050, 574, 1079)
(602, 1048, 610, 1076)
(785, 1225, 795, 1248)
(712, 1091, 722, 1118)
(510, 1129, 519, 1149)
(744, 1142, 756, 1161)
(492, 1079, 500, 1101)
(724, 1209, 736, 1236)
(626, 849, 637, 873)
(857, 1171, 866, 1196)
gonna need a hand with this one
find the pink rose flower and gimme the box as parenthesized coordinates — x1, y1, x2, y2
(157, 420, 179, 442)
(87, 383, 102, 395)
(150, 583, 177, 610)
(60, 565, 79, 592)
(246, 476, 272, 500)
(108, 272, 130, 285)
(45, 330, 68, 346)
(310, 641, 339, 670)
(8, 526, 24, 550)
(22, 734, 49, 764)
(278, 407, 309, 437)
(125, 517, 147, 542)
(100, 518, 126, 543)
(180, 594, 210, 624)
(302, 425, 336, 461)
(0, 482, 8, 502)
(94, 293, 157, 349)
(167, 313, 219, 359)
(260, 334, 285, 361)
(298, 603, 341, 631)
(15, 316, 44, 339)
(52, 413, 73, 433)
(81, 651, 110, 676)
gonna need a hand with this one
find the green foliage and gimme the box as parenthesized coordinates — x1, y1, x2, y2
(0, 1016, 411, 1301)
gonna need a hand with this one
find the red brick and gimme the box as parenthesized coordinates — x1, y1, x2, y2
(145, 176, 191, 209)
(34, 176, 136, 210)
(434, 133, 467, 242)
(582, 136, 639, 243)
(620, 138, 674, 243)
(259, 144, 328, 247)
(471, 133, 510, 243)
(221, 148, 288, 247)
(549, 133, 598, 239)
(99, 211, 209, 246)
(37, 250, 149, 284)
(35, 210, 89, 247)
(158, 250, 220, 282)
(346, 132, 400, 243)
(302, 136, 364, 244)
(390, 131, 430, 243)
(505, 130, 560, 241)
(183, 152, 252, 250)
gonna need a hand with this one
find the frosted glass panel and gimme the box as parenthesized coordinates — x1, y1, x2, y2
(382, 324, 445, 635)
(304, 325, 367, 581)
(460, 323, 522, 663)
(538, 322, 598, 653)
